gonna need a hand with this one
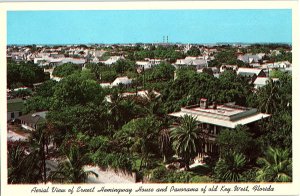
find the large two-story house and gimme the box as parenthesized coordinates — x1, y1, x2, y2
(169, 98, 270, 157)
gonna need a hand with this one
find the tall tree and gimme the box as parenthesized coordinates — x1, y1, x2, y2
(52, 72, 105, 109)
(8, 141, 41, 184)
(7, 61, 48, 88)
(159, 129, 172, 163)
(257, 78, 280, 114)
(149, 62, 175, 82)
(30, 124, 49, 183)
(114, 116, 160, 170)
(171, 115, 202, 170)
(218, 70, 251, 106)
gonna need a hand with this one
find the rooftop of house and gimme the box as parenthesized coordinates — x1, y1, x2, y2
(12, 87, 29, 91)
(254, 77, 279, 86)
(7, 98, 24, 112)
(111, 76, 132, 86)
(99, 82, 112, 88)
(18, 111, 48, 125)
(254, 77, 280, 89)
(105, 90, 161, 103)
(169, 101, 270, 128)
(104, 56, 124, 64)
(238, 54, 261, 63)
(237, 67, 264, 76)
(136, 61, 151, 65)
(175, 57, 207, 66)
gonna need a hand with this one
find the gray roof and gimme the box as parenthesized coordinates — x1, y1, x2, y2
(175, 58, 207, 67)
(238, 54, 261, 63)
(237, 68, 264, 77)
(18, 111, 48, 125)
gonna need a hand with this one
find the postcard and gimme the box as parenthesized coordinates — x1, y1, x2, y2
(0, 1, 299, 195)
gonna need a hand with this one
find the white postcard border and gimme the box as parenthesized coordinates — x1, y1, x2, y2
(0, 1, 299, 196)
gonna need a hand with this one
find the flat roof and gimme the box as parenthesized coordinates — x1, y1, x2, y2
(181, 103, 259, 122)
(190, 105, 247, 117)
(169, 111, 270, 129)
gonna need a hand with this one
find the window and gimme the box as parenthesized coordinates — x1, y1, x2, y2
(19, 112, 22, 116)
(11, 112, 14, 119)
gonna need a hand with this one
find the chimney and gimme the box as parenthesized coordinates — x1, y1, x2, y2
(200, 98, 208, 109)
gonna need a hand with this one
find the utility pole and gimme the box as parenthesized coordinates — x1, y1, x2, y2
(143, 66, 145, 89)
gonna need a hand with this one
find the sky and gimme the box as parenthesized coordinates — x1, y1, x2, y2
(7, 9, 292, 45)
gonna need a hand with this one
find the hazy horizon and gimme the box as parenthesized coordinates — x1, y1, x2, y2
(7, 41, 293, 46)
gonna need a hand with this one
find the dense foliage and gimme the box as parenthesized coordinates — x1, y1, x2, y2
(7, 44, 292, 183)
(52, 63, 82, 77)
(7, 60, 48, 89)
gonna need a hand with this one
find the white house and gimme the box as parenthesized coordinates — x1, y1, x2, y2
(237, 67, 266, 83)
(197, 67, 219, 74)
(238, 54, 262, 64)
(220, 65, 238, 73)
(103, 56, 125, 65)
(105, 90, 161, 103)
(111, 76, 132, 87)
(136, 61, 153, 70)
(169, 99, 270, 155)
(175, 56, 207, 69)
(18, 111, 48, 131)
(253, 77, 279, 89)
(144, 58, 161, 65)
(35, 56, 86, 67)
(99, 83, 112, 88)
(272, 61, 292, 69)
(61, 57, 86, 65)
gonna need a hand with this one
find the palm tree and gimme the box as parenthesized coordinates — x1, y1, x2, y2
(50, 144, 97, 183)
(214, 152, 247, 182)
(9, 122, 50, 184)
(133, 117, 159, 170)
(30, 124, 48, 183)
(171, 115, 202, 170)
(8, 141, 32, 183)
(144, 89, 163, 116)
(256, 146, 292, 182)
(257, 78, 280, 114)
(8, 140, 45, 184)
(159, 128, 171, 163)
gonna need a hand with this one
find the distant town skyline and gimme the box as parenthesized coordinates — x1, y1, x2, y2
(7, 9, 292, 45)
